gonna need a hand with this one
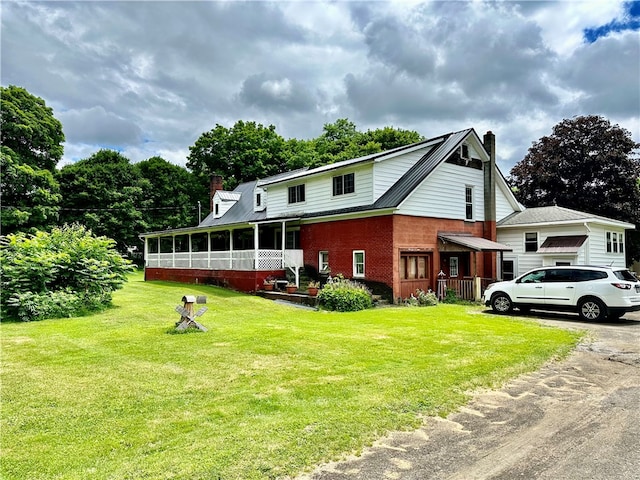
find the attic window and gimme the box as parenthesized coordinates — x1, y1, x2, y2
(256, 193, 261, 207)
(460, 144, 469, 160)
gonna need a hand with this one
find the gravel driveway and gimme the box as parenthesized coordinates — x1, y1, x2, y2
(298, 310, 640, 480)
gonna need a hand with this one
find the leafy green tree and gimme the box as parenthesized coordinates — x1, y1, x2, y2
(57, 150, 149, 251)
(135, 156, 208, 230)
(363, 126, 424, 151)
(0, 85, 64, 172)
(509, 115, 640, 263)
(1, 224, 134, 321)
(1, 147, 61, 233)
(187, 121, 287, 189)
(314, 119, 423, 164)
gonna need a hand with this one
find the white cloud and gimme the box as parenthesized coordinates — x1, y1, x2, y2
(1, 0, 637, 174)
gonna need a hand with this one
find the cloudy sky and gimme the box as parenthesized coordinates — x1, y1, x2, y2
(2, 0, 639, 174)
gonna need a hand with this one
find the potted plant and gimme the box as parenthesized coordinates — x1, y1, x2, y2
(307, 281, 320, 296)
(285, 282, 298, 294)
(263, 276, 276, 291)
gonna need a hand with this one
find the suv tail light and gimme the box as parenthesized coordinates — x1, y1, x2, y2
(611, 282, 632, 290)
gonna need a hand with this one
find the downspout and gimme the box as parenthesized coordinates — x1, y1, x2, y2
(584, 222, 591, 264)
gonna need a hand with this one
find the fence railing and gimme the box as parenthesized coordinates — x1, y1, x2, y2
(145, 249, 304, 271)
(444, 277, 496, 301)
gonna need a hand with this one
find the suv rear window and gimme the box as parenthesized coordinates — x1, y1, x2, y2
(614, 270, 639, 282)
(573, 270, 608, 282)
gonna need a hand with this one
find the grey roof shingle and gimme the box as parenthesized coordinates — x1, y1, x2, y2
(497, 206, 631, 227)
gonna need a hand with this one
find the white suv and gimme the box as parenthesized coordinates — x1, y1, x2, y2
(483, 266, 640, 321)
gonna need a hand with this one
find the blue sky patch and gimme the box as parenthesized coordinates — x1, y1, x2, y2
(584, 1, 640, 42)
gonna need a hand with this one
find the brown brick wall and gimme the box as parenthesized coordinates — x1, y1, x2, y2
(301, 216, 395, 285)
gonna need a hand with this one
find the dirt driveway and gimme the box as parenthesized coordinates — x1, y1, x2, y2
(299, 311, 640, 480)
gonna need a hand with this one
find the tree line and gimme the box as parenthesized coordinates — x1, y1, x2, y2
(2, 85, 639, 264)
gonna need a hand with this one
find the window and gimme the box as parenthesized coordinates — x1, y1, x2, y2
(174, 235, 189, 253)
(333, 173, 355, 196)
(525, 232, 538, 252)
(606, 231, 624, 254)
(450, 256, 459, 277)
(160, 237, 173, 253)
(285, 229, 300, 249)
(353, 250, 365, 278)
(401, 254, 430, 280)
(148, 238, 159, 254)
(465, 186, 473, 220)
(256, 193, 261, 207)
(191, 233, 208, 252)
(319, 251, 329, 272)
(502, 260, 514, 280)
(288, 184, 305, 204)
(215, 203, 220, 215)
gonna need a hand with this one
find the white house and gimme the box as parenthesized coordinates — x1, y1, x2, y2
(496, 206, 634, 279)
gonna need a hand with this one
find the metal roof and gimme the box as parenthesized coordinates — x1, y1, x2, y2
(438, 233, 513, 252)
(537, 235, 588, 254)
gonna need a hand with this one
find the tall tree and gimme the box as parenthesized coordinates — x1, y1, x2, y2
(135, 156, 208, 230)
(0, 85, 64, 172)
(187, 121, 287, 189)
(57, 150, 149, 251)
(509, 115, 640, 263)
(0, 147, 61, 234)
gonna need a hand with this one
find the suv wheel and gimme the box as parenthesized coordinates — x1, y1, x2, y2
(578, 297, 607, 322)
(491, 293, 513, 314)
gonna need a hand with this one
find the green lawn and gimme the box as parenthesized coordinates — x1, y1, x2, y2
(1, 272, 582, 480)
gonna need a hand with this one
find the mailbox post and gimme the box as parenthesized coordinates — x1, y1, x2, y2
(175, 295, 208, 331)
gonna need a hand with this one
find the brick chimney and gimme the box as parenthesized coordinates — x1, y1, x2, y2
(210, 175, 223, 212)
(483, 131, 496, 236)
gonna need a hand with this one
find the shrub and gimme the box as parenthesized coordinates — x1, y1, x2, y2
(1, 224, 134, 321)
(405, 289, 438, 307)
(441, 287, 460, 304)
(317, 275, 373, 312)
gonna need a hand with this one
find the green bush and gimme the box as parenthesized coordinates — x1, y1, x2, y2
(405, 289, 438, 307)
(317, 275, 373, 312)
(1, 224, 134, 321)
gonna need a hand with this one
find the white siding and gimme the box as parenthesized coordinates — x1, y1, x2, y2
(587, 224, 627, 267)
(265, 164, 374, 219)
(496, 180, 519, 221)
(372, 146, 434, 201)
(399, 163, 485, 220)
(496, 222, 628, 277)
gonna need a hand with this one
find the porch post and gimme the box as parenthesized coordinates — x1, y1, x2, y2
(229, 229, 234, 269)
(143, 237, 148, 267)
(172, 235, 176, 268)
(281, 221, 286, 268)
(189, 234, 193, 268)
(254, 224, 260, 269)
(207, 232, 211, 269)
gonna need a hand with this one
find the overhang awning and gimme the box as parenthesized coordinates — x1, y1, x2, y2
(438, 233, 513, 252)
(537, 235, 587, 254)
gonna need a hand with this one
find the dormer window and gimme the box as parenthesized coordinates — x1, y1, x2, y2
(333, 173, 355, 196)
(288, 184, 305, 204)
(215, 203, 220, 216)
(256, 193, 261, 207)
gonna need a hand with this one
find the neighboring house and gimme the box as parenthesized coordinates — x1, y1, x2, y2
(140, 128, 518, 301)
(496, 206, 634, 279)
